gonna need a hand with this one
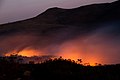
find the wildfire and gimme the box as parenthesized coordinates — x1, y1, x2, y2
(57, 40, 102, 66)
(5, 47, 102, 66)
(83, 56, 101, 66)
(58, 52, 101, 66)
(5, 48, 43, 57)
(58, 52, 81, 61)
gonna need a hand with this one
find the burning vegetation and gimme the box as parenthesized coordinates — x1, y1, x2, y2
(3, 52, 102, 66)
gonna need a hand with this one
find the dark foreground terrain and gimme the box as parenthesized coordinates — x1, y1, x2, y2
(0, 57, 120, 80)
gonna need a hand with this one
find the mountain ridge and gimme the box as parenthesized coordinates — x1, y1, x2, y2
(0, 0, 120, 58)
(0, 0, 120, 36)
(1, 0, 120, 26)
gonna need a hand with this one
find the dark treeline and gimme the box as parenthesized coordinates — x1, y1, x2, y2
(0, 55, 120, 80)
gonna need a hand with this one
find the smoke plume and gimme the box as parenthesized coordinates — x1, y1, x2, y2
(0, 22, 120, 65)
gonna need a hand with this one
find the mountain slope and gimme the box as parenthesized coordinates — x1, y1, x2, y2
(0, 1, 120, 56)
(0, 1, 120, 35)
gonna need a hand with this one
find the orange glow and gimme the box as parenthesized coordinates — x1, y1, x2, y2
(4, 37, 104, 66)
(83, 56, 101, 66)
(59, 52, 81, 61)
(58, 52, 101, 66)
(18, 49, 42, 57)
(57, 47, 81, 61)
(5, 48, 102, 66)
(5, 48, 43, 57)
(57, 39, 103, 66)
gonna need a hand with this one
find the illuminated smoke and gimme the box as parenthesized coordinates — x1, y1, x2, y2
(57, 23, 120, 65)
(1, 22, 120, 65)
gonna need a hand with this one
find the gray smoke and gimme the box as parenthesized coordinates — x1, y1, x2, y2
(0, 22, 120, 64)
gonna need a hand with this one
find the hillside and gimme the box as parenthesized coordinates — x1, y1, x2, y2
(0, 0, 120, 35)
(0, 0, 120, 58)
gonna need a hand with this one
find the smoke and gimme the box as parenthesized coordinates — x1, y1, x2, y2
(0, 34, 38, 55)
(0, 26, 78, 55)
(57, 22, 120, 64)
(0, 22, 120, 64)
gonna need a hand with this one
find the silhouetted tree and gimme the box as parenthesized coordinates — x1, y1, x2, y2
(77, 59, 82, 64)
(6, 54, 24, 64)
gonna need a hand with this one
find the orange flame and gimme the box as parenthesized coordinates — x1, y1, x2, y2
(5, 48, 43, 57)
(5, 41, 103, 66)
(57, 40, 103, 66)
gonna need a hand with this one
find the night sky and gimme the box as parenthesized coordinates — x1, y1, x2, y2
(0, 0, 120, 65)
(0, 0, 116, 24)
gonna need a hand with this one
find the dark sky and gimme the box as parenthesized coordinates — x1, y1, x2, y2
(0, 0, 116, 24)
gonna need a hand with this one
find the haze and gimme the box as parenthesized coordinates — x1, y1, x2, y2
(0, 0, 116, 24)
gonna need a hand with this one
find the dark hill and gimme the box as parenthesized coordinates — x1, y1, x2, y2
(0, 1, 120, 55)
(0, 1, 120, 35)
(35, 0, 120, 25)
